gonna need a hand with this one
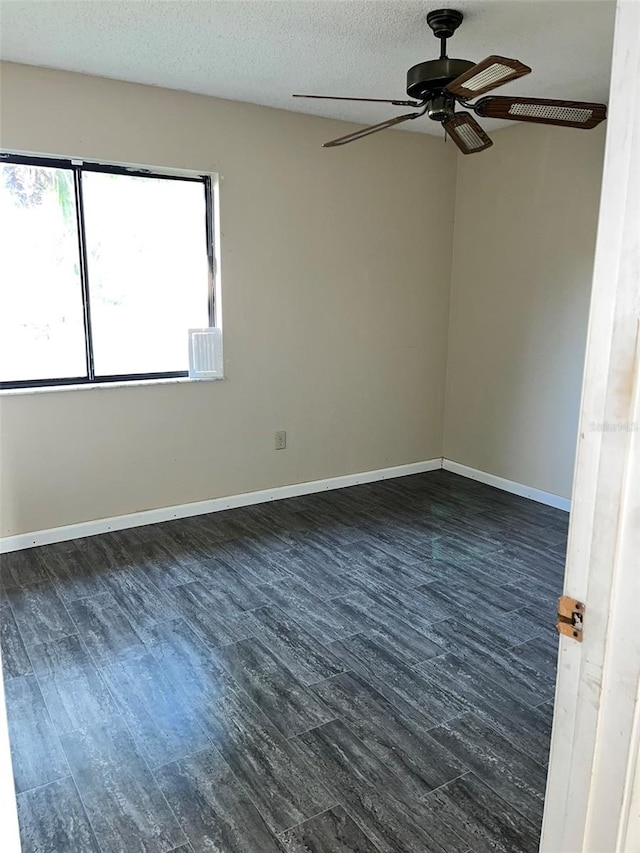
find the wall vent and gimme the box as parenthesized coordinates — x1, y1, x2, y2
(188, 327, 223, 379)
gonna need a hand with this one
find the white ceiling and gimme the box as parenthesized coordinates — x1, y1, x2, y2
(0, 0, 616, 137)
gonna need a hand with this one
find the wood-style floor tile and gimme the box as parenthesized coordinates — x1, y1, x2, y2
(60, 720, 186, 852)
(217, 636, 335, 736)
(0, 600, 32, 680)
(7, 584, 76, 648)
(0, 549, 53, 589)
(163, 581, 251, 648)
(101, 566, 180, 631)
(28, 634, 93, 677)
(198, 685, 337, 833)
(510, 634, 559, 681)
(39, 662, 121, 736)
(65, 592, 146, 664)
(330, 586, 444, 664)
(427, 712, 548, 826)
(130, 540, 199, 588)
(260, 578, 358, 644)
(212, 540, 292, 585)
(5, 675, 69, 793)
(145, 618, 238, 711)
(246, 605, 346, 685)
(298, 719, 467, 853)
(421, 773, 540, 853)
(2, 470, 564, 852)
(101, 651, 211, 767)
(279, 804, 383, 852)
(422, 619, 555, 706)
(418, 654, 553, 765)
(155, 746, 283, 852)
(17, 776, 100, 853)
(278, 549, 356, 599)
(193, 559, 270, 610)
(326, 632, 467, 723)
(312, 671, 466, 796)
(40, 549, 108, 603)
(333, 541, 428, 584)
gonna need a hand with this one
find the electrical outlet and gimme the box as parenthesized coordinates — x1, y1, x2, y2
(275, 430, 287, 450)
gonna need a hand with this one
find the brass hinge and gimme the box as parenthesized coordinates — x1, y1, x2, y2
(557, 596, 585, 642)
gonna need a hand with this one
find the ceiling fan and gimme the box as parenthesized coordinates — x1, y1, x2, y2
(292, 8, 607, 153)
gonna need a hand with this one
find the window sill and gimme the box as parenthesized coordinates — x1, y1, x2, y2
(0, 376, 224, 397)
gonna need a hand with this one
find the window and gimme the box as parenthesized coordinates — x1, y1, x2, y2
(0, 154, 215, 389)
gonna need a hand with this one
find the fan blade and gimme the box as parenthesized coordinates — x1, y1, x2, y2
(445, 55, 531, 98)
(474, 96, 607, 129)
(293, 94, 421, 107)
(323, 111, 421, 148)
(443, 113, 493, 155)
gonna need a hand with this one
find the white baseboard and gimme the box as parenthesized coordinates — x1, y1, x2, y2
(0, 456, 570, 553)
(0, 458, 442, 553)
(442, 459, 571, 512)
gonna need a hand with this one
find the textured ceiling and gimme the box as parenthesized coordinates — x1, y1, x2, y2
(0, 0, 616, 137)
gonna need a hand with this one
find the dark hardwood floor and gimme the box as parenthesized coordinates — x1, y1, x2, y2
(0, 470, 567, 853)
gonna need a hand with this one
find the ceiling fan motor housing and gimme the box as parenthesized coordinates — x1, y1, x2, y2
(427, 94, 456, 122)
(406, 58, 475, 100)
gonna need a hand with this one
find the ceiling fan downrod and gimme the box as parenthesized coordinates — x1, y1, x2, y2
(425, 8, 464, 59)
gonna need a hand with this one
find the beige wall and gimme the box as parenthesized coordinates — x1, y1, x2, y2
(0, 62, 456, 536)
(0, 63, 607, 535)
(444, 122, 606, 499)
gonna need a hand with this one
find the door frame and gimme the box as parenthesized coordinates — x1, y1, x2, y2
(540, 1, 640, 849)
